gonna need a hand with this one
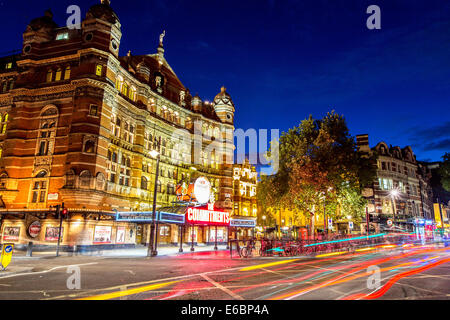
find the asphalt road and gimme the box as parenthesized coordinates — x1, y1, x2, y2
(0, 243, 449, 300)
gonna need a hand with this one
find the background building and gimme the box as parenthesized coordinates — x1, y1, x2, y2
(0, 1, 235, 250)
(231, 159, 257, 239)
(424, 162, 450, 235)
(357, 134, 434, 235)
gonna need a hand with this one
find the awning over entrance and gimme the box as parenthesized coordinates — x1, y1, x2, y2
(116, 207, 186, 224)
(229, 218, 256, 228)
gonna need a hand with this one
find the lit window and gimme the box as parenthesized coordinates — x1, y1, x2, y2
(129, 87, 136, 101)
(1, 113, 8, 134)
(64, 66, 71, 80)
(46, 69, 53, 82)
(122, 83, 128, 96)
(0, 147, 2, 159)
(84, 140, 96, 153)
(5, 63, 12, 70)
(31, 171, 48, 203)
(56, 33, 69, 40)
(96, 65, 103, 76)
(89, 105, 98, 117)
(55, 68, 62, 81)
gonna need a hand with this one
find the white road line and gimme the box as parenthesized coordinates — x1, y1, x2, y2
(0, 262, 98, 280)
(200, 274, 244, 300)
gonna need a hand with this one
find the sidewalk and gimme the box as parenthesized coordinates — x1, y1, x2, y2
(0, 266, 34, 277)
(10, 244, 229, 259)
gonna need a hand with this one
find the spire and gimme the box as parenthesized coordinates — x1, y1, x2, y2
(157, 30, 165, 61)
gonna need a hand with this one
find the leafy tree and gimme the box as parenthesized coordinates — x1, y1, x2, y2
(439, 153, 450, 192)
(259, 111, 377, 230)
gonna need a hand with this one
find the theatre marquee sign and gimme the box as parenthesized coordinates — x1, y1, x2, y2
(186, 204, 230, 226)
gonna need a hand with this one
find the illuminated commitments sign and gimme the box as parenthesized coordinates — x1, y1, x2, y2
(193, 176, 211, 204)
(186, 204, 230, 226)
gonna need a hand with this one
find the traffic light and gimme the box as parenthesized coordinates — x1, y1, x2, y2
(61, 208, 68, 216)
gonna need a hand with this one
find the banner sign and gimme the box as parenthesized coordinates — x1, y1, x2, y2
(159, 212, 185, 224)
(230, 219, 256, 228)
(45, 227, 63, 241)
(116, 211, 184, 224)
(116, 226, 126, 244)
(3, 227, 20, 241)
(93, 226, 112, 243)
(186, 206, 230, 226)
(116, 211, 155, 222)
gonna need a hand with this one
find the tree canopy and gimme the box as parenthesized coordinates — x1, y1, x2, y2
(439, 152, 450, 192)
(258, 111, 377, 226)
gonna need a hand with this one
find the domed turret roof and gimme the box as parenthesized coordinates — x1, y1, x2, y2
(86, 0, 119, 24)
(27, 10, 58, 31)
(213, 86, 234, 107)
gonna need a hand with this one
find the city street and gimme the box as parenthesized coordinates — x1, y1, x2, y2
(0, 242, 449, 300)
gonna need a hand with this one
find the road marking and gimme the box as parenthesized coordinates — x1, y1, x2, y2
(0, 262, 98, 279)
(200, 274, 244, 300)
(78, 280, 181, 300)
(315, 251, 348, 258)
(240, 259, 299, 271)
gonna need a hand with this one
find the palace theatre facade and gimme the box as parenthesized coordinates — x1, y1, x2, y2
(0, 1, 248, 250)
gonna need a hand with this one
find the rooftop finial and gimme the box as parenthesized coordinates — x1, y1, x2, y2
(101, 0, 111, 5)
(221, 86, 226, 93)
(159, 30, 166, 47)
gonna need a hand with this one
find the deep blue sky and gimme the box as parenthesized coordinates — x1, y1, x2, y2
(1, 0, 449, 162)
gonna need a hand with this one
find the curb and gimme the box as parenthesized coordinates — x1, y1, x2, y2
(0, 267, 34, 278)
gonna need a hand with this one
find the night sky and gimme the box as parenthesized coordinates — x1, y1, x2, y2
(0, 0, 449, 163)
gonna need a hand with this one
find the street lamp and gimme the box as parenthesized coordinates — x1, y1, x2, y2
(147, 149, 160, 257)
(389, 189, 399, 232)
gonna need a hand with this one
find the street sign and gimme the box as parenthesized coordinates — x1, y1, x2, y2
(328, 218, 333, 230)
(387, 219, 393, 227)
(0, 243, 14, 270)
(27, 221, 41, 238)
(349, 221, 354, 229)
(47, 193, 59, 200)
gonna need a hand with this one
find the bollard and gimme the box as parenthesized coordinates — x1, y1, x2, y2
(26, 242, 33, 257)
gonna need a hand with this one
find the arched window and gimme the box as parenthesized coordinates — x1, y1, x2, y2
(129, 87, 137, 101)
(96, 172, 106, 190)
(141, 176, 148, 190)
(0, 172, 7, 189)
(46, 69, 53, 82)
(55, 68, 62, 81)
(79, 170, 92, 188)
(64, 66, 71, 80)
(115, 76, 123, 91)
(122, 83, 129, 97)
(126, 157, 131, 167)
(112, 152, 117, 163)
(167, 183, 174, 195)
(31, 170, 48, 203)
(156, 180, 161, 193)
(84, 140, 96, 153)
